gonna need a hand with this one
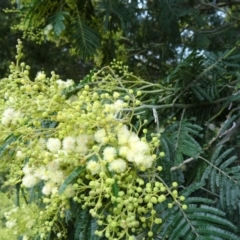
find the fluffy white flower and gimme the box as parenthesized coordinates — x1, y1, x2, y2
(63, 136, 76, 151)
(1, 108, 21, 126)
(43, 24, 53, 35)
(130, 141, 150, 154)
(1, 117, 11, 126)
(22, 175, 40, 188)
(133, 154, 154, 170)
(22, 235, 29, 240)
(75, 143, 88, 155)
(46, 160, 60, 171)
(117, 125, 131, 145)
(42, 182, 55, 195)
(46, 138, 61, 153)
(36, 72, 46, 81)
(65, 79, 74, 88)
(51, 170, 64, 184)
(16, 150, 25, 160)
(94, 129, 106, 143)
(103, 147, 117, 161)
(128, 132, 140, 146)
(2, 108, 15, 118)
(86, 160, 101, 175)
(23, 164, 34, 175)
(126, 149, 136, 162)
(34, 166, 48, 180)
(56, 79, 74, 89)
(75, 134, 91, 145)
(38, 138, 47, 150)
(119, 146, 130, 158)
(108, 159, 127, 173)
(113, 99, 124, 111)
(5, 220, 16, 229)
(11, 110, 23, 125)
(56, 79, 66, 88)
(143, 155, 154, 169)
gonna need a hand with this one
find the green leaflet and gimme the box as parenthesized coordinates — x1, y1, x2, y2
(96, 1, 131, 30)
(74, 208, 99, 240)
(47, 11, 69, 36)
(58, 166, 85, 194)
(201, 147, 240, 212)
(162, 120, 202, 165)
(0, 134, 20, 158)
(70, 17, 100, 59)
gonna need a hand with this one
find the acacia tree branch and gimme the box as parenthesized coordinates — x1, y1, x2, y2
(123, 93, 239, 112)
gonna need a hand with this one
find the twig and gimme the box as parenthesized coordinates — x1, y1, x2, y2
(171, 157, 195, 171)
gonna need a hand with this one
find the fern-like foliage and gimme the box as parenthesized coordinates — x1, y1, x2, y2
(95, 0, 131, 30)
(72, 207, 99, 240)
(70, 16, 101, 59)
(0, 134, 19, 158)
(201, 145, 240, 214)
(155, 183, 239, 240)
(47, 10, 69, 36)
(59, 167, 85, 194)
(158, 197, 238, 239)
(161, 119, 202, 165)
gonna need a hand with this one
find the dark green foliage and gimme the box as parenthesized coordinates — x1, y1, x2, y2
(70, 18, 100, 59)
(201, 146, 240, 213)
(48, 11, 69, 36)
(158, 195, 239, 240)
(0, 134, 19, 158)
(96, 0, 131, 30)
(71, 206, 99, 240)
(41, 119, 58, 129)
(161, 120, 202, 165)
(58, 167, 85, 194)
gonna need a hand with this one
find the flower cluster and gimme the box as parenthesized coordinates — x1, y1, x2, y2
(0, 40, 187, 240)
(1, 108, 23, 126)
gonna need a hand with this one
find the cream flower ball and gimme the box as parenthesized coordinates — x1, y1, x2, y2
(86, 160, 101, 175)
(103, 147, 117, 161)
(46, 138, 61, 153)
(94, 129, 106, 143)
(22, 175, 40, 188)
(63, 136, 76, 151)
(108, 159, 127, 173)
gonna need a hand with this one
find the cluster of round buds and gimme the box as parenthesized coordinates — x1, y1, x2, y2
(71, 166, 187, 239)
(0, 41, 187, 240)
(16, 39, 23, 62)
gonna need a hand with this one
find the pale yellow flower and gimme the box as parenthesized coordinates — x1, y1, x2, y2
(108, 159, 127, 173)
(103, 147, 117, 161)
(46, 138, 61, 153)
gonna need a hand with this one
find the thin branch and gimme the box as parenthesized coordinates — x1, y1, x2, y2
(171, 157, 195, 171)
(122, 93, 239, 112)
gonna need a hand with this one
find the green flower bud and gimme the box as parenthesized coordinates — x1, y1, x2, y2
(172, 182, 178, 187)
(159, 152, 165, 157)
(158, 195, 166, 203)
(180, 196, 185, 201)
(182, 204, 188, 210)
